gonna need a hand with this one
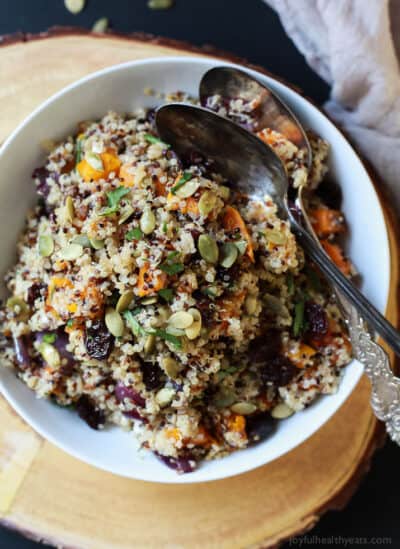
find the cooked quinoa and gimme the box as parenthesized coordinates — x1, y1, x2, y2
(0, 95, 352, 473)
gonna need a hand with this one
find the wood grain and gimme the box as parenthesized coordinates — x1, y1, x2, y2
(0, 29, 397, 549)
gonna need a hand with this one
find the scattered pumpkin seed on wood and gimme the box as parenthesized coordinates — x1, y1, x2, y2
(64, 0, 86, 14)
(92, 17, 109, 33)
(38, 234, 54, 257)
(105, 307, 124, 337)
(198, 234, 219, 264)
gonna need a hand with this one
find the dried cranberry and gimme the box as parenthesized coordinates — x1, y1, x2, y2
(123, 409, 146, 422)
(115, 382, 146, 407)
(76, 395, 105, 430)
(260, 356, 297, 387)
(305, 301, 328, 339)
(156, 452, 196, 474)
(316, 178, 342, 209)
(248, 332, 282, 365)
(12, 335, 31, 370)
(246, 413, 277, 445)
(85, 320, 114, 360)
(32, 166, 51, 199)
(141, 361, 163, 391)
(27, 282, 46, 305)
(146, 108, 156, 125)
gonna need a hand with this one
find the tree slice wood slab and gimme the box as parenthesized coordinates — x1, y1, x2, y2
(0, 29, 398, 549)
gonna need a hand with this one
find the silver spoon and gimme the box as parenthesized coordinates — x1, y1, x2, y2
(156, 103, 400, 444)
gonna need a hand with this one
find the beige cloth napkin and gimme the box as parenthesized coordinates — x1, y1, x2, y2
(265, 0, 400, 209)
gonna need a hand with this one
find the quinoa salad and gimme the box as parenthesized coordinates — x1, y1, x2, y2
(0, 92, 353, 473)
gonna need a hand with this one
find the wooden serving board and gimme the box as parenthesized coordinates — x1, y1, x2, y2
(0, 29, 398, 549)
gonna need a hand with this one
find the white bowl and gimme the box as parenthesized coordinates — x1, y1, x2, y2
(0, 57, 390, 484)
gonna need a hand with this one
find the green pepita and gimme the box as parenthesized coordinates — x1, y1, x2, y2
(271, 402, 294, 419)
(105, 307, 124, 337)
(245, 295, 258, 315)
(144, 334, 156, 355)
(38, 342, 60, 369)
(65, 196, 75, 223)
(141, 296, 158, 306)
(198, 190, 217, 217)
(234, 240, 248, 256)
(6, 296, 29, 319)
(162, 356, 181, 380)
(72, 234, 91, 247)
(118, 205, 135, 225)
(85, 151, 103, 171)
(89, 238, 105, 250)
(155, 387, 175, 407)
(140, 207, 156, 235)
(198, 234, 219, 264)
(38, 234, 54, 257)
(219, 242, 238, 269)
(115, 291, 134, 313)
(264, 229, 287, 245)
(165, 326, 185, 336)
(147, 0, 173, 8)
(214, 390, 236, 409)
(92, 17, 108, 33)
(59, 243, 83, 261)
(231, 402, 257, 415)
(168, 311, 194, 330)
(264, 293, 285, 313)
(64, 0, 86, 14)
(174, 177, 200, 198)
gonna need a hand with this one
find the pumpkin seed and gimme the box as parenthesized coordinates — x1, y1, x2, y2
(234, 240, 248, 256)
(141, 296, 158, 306)
(231, 402, 257, 415)
(6, 296, 29, 319)
(38, 234, 54, 257)
(264, 229, 287, 245)
(65, 196, 75, 223)
(64, 0, 85, 14)
(118, 205, 134, 225)
(168, 311, 194, 329)
(219, 185, 231, 201)
(155, 387, 175, 407)
(59, 243, 83, 261)
(271, 402, 294, 419)
(116, 291, 134, 313)
(72, 234, 91, 247)
(198, 190, 217, 217)
(38, 342, 60, 369)
(105, 307, 124, 337)
(92, 17, 108, 33)
(264, 293, 285, 313)
(140, 207, 156, 234)
(85, 151, 103, 171)
(174, 177, 200, 198)
(148, 0, 173, 9)
(185, 308, 202, 340)
(144, 334, 156, 354)
(89, 238, 104, 250)
(214, 390, 236, 409)
(198, 234, 218, 264)
(245, 295, 258, 315)
(165, 326, 185, 336)
(219, 242, 238, 269)
(162, 356, 181, 380)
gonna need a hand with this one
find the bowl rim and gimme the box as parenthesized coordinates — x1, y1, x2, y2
(0, 55, 391, 483)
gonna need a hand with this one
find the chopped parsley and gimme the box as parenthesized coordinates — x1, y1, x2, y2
(170, 171, 193, 195)
(159, 251, 184, 275)
(287, 273, 295, 296)
(144, 133, 170, 148)
(123, 310, 146, 336)
(100, 186, 130, 216)
(43, 333, 57, 344)
(151, 329, 182, 349)
(293, 299, 305, 337)
(126, 227, 143, 241)
(158, 288, 174, 302)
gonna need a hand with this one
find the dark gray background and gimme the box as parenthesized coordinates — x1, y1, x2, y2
(0, 1, 398, 548)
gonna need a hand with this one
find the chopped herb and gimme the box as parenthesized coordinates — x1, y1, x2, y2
(158, 288, 174, 302)
(152, 329, 182, 349)
(293, 300, 305, 337)
(201, 287, 216, 298)
(287, 273, 295, 296)
(162, 221, 168, 234)
(100, 186, 130, 216)
(124, 310, 146, 336)
(258, 231, 265, 238)
(66, 319, 74, 327)
(159, 251, 184, 275)
(171, 171, 193, 195)
(75, 135, 84, 164)
(43, 333, 57, 344)
(144, 133, 170, 148)
(126, 227, 143, 241)
(305, 266, 321, 292)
